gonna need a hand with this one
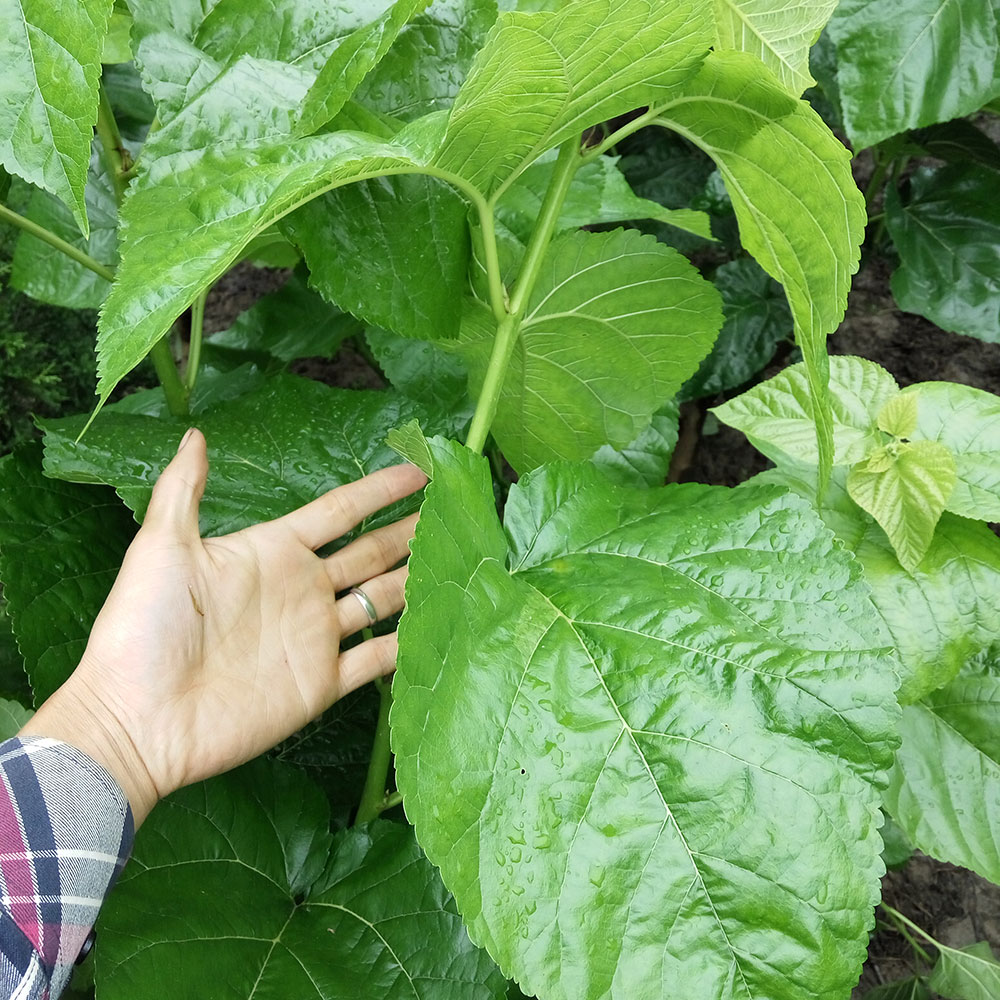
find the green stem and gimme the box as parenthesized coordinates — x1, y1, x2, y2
(185, 289, 208, 392)
(0, 203, 114, 282)
(582, 106, 663, 162)
(464, 139, 583, 454)
(508, 139, 581, 316)
(477, 204, 508, 322)
(355, 676, 394, 824)
(880, 905, 936, 965)
(464, 313, 519, 453)
(96, 83, 132, 203)
(381, 790, 403, 812)
(150, 338, 190, 417)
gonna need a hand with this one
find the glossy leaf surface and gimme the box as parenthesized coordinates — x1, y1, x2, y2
(681, 258, 791, 401)
(886, 165, 1000, 345)
(929, 941, 1000, 1000)
(655, 51, 867, 485)
(98, 758, 506, 999)
(41, 375, 454, 538)
(283, 173, 470, 341)
(846, 440, 957, 572)
(294, 0, 433, 136)
(898, 381, 1000, 521)
(97, 124, 438, 398)
(0, 0, 112, 234)
(460, 228, 722, 471)
(829, 0, 1000, 149)
(884, 649, 1000, 886)
(758, 463, 1000, 704)
(128, 0, 414, 124)
(714, 356, 899, 466)
(393, 434, 899, 1000)
(0, 447, 135, 703)
(351, 0, 499, 121)
(712, 0, 839, 96)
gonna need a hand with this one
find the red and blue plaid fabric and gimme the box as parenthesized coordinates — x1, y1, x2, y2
(0, 737, 133, 1000)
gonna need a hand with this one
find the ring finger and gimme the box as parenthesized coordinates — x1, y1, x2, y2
(337, 565, 409, 637)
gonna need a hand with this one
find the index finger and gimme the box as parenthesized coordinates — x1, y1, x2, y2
(279, 464, 427, 551)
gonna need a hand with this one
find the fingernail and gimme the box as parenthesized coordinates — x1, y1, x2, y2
(178, 427, 195, 451)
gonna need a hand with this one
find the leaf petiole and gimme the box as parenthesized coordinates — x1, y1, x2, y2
(0, 202, 114, 282)
(355, 673, 395, 824)
(96, 83, 132, 203)
(185, 288, 208, 393)
(880, 904, 936, 965)
(465, 138, 583, 453)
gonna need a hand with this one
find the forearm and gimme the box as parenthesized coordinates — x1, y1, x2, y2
(0, 736, 134, 999)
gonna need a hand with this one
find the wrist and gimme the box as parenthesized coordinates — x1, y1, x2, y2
(19, 675, 161, 826)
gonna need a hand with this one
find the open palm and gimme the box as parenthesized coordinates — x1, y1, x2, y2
(26, 429, 425, 822)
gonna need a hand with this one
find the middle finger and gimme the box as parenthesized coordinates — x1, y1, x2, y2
(324, 512, 418, 591)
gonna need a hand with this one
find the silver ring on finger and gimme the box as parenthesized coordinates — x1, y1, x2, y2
(348, 586, 378, 626)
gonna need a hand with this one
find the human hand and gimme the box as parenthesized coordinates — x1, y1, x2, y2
(20, 428, 426, 824)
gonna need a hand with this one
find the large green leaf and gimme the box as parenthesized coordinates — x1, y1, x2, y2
(899, 381, 1000, 521)
(711, 0, 839, 96)
(846, 440, 957, 572)
(459, 228, 722, 472)
(294, 0, 433, 136)
(929, 941, 1000, 1000)
(205, 270, 362, 365)
(393, 433, 899, 1000)
(128, 0, 419, 124)
(758, 462, 1000, 704)
(98, 757, 506, 999)
(883, 648, 1000, 886)
(0, 0, 113, 235)
(0, 446, 135, 703)
(496, 153, 712, 243)
(713, 356, 900, 466)
(681, 258, 792, 401)
(283, 172, 470, 341)
(432, 0, 713, 196)
(654, 51, 867, 488)
(42, 375, 455, 538)
(96, 121, 443, 398)
(352, 0, 499, 121)
(828, 0, 1000, 149)
(0, 697, 32, 740)
(10, 138, 121, 309)
(886, 164, 1000, 345)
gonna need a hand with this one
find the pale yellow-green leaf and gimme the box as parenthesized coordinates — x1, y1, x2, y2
(847, 440, 957, 571)
(877, 392, 917, 439)
(712, 0, 839, 95)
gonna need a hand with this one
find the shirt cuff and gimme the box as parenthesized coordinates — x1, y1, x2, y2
(0, 736, 134, 995)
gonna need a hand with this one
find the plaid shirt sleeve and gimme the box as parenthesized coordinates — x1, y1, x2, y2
(0, 736, 134, 1000)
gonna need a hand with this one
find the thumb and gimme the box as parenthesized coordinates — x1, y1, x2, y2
(143, 428, 209, 538)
